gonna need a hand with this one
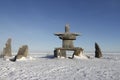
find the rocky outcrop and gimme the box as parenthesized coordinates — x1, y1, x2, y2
(3, 38, 12, 57)
(16, 45, 28, 59)
(95, 42, 102, 58)
(10, 45, 28, 62)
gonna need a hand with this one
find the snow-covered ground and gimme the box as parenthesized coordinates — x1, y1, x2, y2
(0, 53, 120, 80)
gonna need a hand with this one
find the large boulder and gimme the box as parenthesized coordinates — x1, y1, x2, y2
(95, 42, 102, 58)
(17, 45, 28, 59)
(10, 45, 28, 62)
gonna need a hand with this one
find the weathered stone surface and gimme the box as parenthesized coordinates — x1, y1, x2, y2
(54, 49, 66, 58)
(65, 24, 70, 33)
(9, 45, 28, 61)
(3, 38, 12, 57)
(16, 45, 28, 59)
(54, 24, 83, 58)
(60, 50, 66, 57)
(95, 42, 102, 58)
(68, 48, 83, 59)
(73, 49, 81, 56)
(54, 49, 57, 57)
(54, 24, 80, 49)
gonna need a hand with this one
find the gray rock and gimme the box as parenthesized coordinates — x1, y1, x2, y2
(95, 42, 102, 58)
(16, 45, 28, 59)
(10, 45, 28, 62)
(3, 38, 12, 57)
(54, 49, 66, 58)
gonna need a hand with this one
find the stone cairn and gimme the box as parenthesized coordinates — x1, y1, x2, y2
(54, 24, 83, 58)
(95, 42, 102, 58)
(3, 38, 12, 57)
(10, 45, 28, 62)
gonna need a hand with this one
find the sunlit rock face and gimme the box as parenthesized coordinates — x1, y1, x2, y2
(10, 45, 28, 62)
(3, 38, 12, 57)
(16, 45, 28, 59)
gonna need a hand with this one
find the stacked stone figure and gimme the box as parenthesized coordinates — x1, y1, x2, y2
(54, 24, 83, 58)
(95, 42, 102, 58)
(3, 38, 12, 57)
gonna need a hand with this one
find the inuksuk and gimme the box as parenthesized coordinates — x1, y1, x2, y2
(54, 24, 84, 58)
(3, 38, 12, 57)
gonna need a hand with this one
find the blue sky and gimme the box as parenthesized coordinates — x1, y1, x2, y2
(0, 0, 120, 53)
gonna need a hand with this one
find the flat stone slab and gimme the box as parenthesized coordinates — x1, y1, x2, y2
(55, 47, 83, 51)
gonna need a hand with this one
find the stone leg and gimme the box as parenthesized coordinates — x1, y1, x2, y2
(74, 49, 81, 56)
(54, 49, 61, 57)
(54, 49, 57, 57)
(60, 50, 66, 57)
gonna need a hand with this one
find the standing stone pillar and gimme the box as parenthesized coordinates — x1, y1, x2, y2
(10, 45, 28, 61)
(60, 50, 66, 57)
(95, 42, 102, 58)
(16, 45, 28, 59)
(54, 49, 66, 58)
(3, 38, 12, 57)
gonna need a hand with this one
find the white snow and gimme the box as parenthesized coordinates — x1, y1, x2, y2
(0, 53, 120, 80)
(74, 55, 88, 59)
(74, 52, 89, 59)
(17, 56, 36, 61)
